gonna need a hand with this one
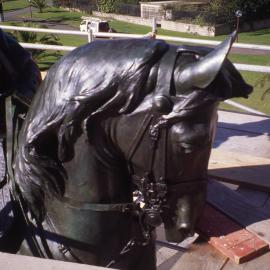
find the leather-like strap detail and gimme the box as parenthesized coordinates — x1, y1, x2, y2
(5, 96, 15, 191)
(61, 196, 138, 213)
(0, 177, 6, 189)
(13, 92, 31, 107)
(127, 113, 153, 162)
(155, 46, 178, 97)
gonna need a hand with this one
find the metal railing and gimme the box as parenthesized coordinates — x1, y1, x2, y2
(1, 24, 270, 74)
(1, 24, 270, 48)
(1, 24, 270, 51)
(20, 42, 76, 51)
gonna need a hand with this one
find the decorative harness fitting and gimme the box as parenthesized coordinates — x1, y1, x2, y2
(128, 115, 169, 237)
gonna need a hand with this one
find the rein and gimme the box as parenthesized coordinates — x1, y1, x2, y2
(61, 196, 137, 213)
(4, 95, 46, 258)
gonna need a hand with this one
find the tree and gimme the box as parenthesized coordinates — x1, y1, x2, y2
(30, 0, 47, 13)
(257, 74, 270, 101)
(96, 0, 120, 13)
(236, 0, 270, 21)
(203, 0, 270, 25)
(202, 0, 237, 25)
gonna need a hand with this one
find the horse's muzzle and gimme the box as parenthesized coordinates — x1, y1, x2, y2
(164, 226, 194, 242)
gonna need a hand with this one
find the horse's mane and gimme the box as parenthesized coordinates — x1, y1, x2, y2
(14, 39, 169, 221)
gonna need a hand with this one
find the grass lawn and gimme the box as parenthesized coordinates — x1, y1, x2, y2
(3, 0, 28, 12)
(29, 8, 270, 66)
(8, 6, 270, 66)
(110, 19, 270, 46)
(220, 72, 270, 114)
(29, 7, 85, 27)
(228, 54, 270, 66)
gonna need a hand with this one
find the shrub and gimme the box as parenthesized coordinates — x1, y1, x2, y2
(30, 0, 47, 13)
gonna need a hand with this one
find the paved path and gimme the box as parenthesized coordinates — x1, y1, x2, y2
(214, 110, 270, 158)
(231, 46, 270, 55)
(3, 7, 34, 21)
(3, 6, 79, 31)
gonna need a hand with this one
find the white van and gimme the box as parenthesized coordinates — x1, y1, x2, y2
(80, 18, 110, 33)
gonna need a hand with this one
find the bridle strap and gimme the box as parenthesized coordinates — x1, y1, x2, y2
(167, 178, 208, 192)
(154, 46, 179, 98)
(128, 114, 169, 231)
(127, 113, 154, 164)
(34, 115, 158, 226)
(156, 125, 168, 195)
(61, 196, 138, 213)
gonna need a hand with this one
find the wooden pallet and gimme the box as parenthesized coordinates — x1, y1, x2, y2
(209, 149, 270, 191)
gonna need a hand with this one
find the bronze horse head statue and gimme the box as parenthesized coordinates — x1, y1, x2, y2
(13, 32, 252, 269)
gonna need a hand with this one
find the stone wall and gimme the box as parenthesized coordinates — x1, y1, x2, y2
(93, 11, 215, 36)
(161, 20, 215, 36)
(140, 1, 208, 22)
(93, 11, 153, 26)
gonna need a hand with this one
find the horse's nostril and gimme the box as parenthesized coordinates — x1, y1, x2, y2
(178, 222, 191, 230)
(177, 225, 195, 238)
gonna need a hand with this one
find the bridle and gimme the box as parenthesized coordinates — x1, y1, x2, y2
(127, 112, 169, 236)
(61, 111, 180, 247)
(125, 109, 207, 238)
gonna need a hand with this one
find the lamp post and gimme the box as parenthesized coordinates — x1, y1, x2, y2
(151, 17, 157, 39)
(28, 0, 32, 20)
(235, 10, 242, 42)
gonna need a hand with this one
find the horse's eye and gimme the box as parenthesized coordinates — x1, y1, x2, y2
(178, 140, 211, 154)
(178, 143, 194, 154)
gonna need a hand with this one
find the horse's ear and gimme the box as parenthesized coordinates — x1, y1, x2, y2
(176, 31, 237, 92)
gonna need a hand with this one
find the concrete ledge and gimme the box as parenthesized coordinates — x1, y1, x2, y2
(0, 252, 112, 270)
